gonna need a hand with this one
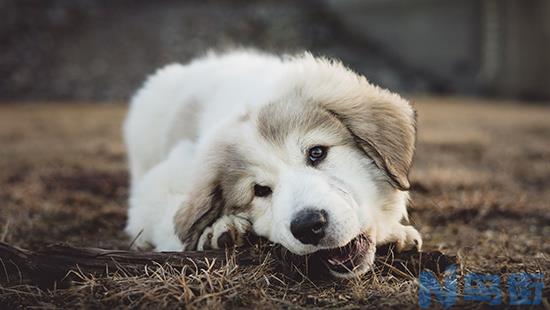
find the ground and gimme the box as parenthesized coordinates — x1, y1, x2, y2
(0, 98, 548, 308)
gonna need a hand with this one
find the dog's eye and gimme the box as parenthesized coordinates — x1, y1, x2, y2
(254, 184, 272, 197)
(308, 146, 328, 165)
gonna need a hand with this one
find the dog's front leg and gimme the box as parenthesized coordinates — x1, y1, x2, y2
(378, 224, 423, 252)
(196, 214, 252, 250)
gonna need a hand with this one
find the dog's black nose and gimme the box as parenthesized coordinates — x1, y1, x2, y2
(290, 209, 328, 245)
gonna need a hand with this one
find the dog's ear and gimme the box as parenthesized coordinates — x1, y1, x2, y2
(173, 174, 225, 250)
(320, 92, 416, 190)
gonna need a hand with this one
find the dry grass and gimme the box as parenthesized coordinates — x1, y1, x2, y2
(0, 97, 549, 308)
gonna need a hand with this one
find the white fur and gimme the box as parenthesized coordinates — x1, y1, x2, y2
(124, 50, 421, 276)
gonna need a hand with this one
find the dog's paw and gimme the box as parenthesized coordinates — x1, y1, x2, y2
(197, 215, 251, 250)
(395, 225, 423, 252)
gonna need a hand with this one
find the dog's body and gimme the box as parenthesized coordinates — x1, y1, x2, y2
(125, 50, 421, 277)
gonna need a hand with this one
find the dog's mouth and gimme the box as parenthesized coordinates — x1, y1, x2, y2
(249, 233, 375, 278)
(314, 234, 375, 276)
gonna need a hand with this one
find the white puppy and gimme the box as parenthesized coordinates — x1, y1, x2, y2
(124, 50, 421, 278)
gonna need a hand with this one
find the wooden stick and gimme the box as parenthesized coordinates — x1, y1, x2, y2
(0, 242, 457, 288)
(0, 242, 261, 287)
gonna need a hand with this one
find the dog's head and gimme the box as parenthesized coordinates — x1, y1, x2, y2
(174, 57, 416, 278)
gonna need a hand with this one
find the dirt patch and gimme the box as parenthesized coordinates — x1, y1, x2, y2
(42, 170, 128, 200)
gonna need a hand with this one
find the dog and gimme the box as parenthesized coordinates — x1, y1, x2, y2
(124, 50, 422, 278)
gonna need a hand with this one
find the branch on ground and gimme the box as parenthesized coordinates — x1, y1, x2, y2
(0, 241, 457, 289)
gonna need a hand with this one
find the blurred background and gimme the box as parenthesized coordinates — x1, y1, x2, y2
(2, 0, 550, 102)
